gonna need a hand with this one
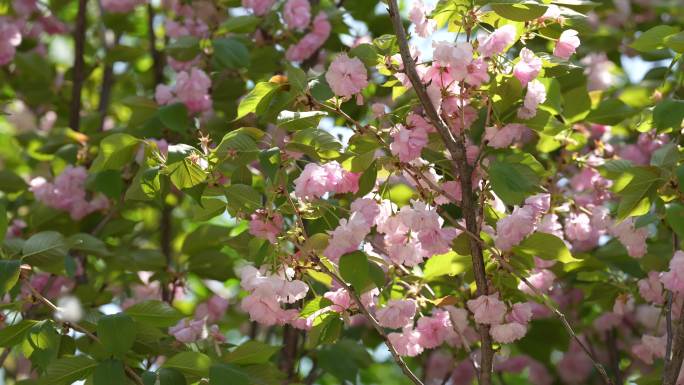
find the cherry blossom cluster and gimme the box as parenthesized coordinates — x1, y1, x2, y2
(29, 166, 109, 220)
(239, 265, 308, 326)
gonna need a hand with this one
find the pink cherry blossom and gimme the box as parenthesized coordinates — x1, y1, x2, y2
(324, 288, 353, 312)
(565, 212, 592, 242)
(249, 211, 283, 243)
(638, 271, 665, 304)
(513, 48, 542, 85)
(518, 79, 546, 119)
(376, 299, 417, 329)
(484, 123, 530, 148)
(169, 318, 206, 343)
(388, 327, 424, 357)
(507, 302, 533, 324)
(285, 12, 331, 62)
(350, 198, 380, 227)
(554, 29, 580, 59)
(524, 193, 550, 218)
(490, 322, 527, 343)
(175, 68, 213, 113)
(495, 206, 537, 251)
(0, 20, 22, 66)
(581, 53, 615, 91)
(610, 218, 648, 258)
(408, 0, 436, 38)
(242, 0, 275, 16)
(390, 123, 428, 162)
(661, 251, 684, 294)
(323, 213, 370, 263)
(558, 340, 593, 384)
(195, 295, 229, 323)
(518, 269, 556, 295)
(632, 334, 666, 364)
(416, 310, 452, 348)
(478, 24, 516, 58)
(240, 294, 288, 325)
(325, 53, 368, 98)
(467, 294, 507, 325)
(283, 0, 311, 31)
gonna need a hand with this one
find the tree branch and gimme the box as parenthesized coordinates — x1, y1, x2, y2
(147, 3, 165, 86)
(664, 296, 684, 385)
(69, 0, 88, 132)
(386, 2, 493, 383)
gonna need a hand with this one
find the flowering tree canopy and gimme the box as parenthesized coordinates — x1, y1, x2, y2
(0, 0, 684, 384)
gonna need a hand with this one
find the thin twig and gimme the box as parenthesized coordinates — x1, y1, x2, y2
(386, 2, 493, 383)
(69, 0, 88, 132)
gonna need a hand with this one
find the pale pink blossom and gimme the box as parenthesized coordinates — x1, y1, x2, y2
(507, 302, 533, 324)
(478, 24, 516, 57)
(390, 123, 428, 162)
(294, 161, 359, 199)
(408, 0, 436, 38)
(0, 20, 22, 66)
(325, 53, 368, 98)
(249, 211, 283, 243)
(639, 271, 665, 304)
(464, 58, 490, 86)
(416, 310, 452, 348)
(554, 29, 580, 59)
(513, 48, 542, 85)
(495, 206, 537, 251)
(283, 0, 310, 31)
(610, 218, 648, 258)
(175, 69, 212, 113)
(350, 198, 380, 227)
(518, 269, 556, 295)
(581, 53, 615, 91)
(565, 212, 592, 242)
(517, 79, 546, 119)
(490, 322, 527, 343)
(593, 312, 621, 332)
(467, 294, 507, 325)
(388, 327, 424, 357)
(323, 213, 370, 263)
(662, 251, 684, 294)
(376, 299, 417, 329)
(484, 123, 530, 148)
(324, 288, 353, 312)
(169, 318, 205, 343)
(524, 193, 550, 218)
(558, 341, 593, 384)
(195, 295, 229, 323)
(285, 12, 331, 62)
(632, 334, 666, 364)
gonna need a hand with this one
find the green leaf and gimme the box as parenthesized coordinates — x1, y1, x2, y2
(356, 161, 377, 197)
(165, 145, 207, 189)
(491, 2, 547, 21)
(97, 313, 136, 358)
(210, 363, 250, 385)
(300, 297, 333, 318)
(236, 82, 281, 120)
(630, 26, 680, 52)
(125, 300, 184, 327)
(306, 313, 343, 349)
(562, 85, 591, 123)
(666, 203, 684, 240)
(665, 31, 684, 53)
(22, 231, 68, 271)
(349, 43, 378, 66)
(586, 99, 637, 125)
(277, 110, 327, 131)
(489, 159, 541, 205)
(42, 355, 98, 385)
(423, 252, 470, 281)
(616, 167, 664, 220)
(286, 63, 307, 92)
(514, 232, 579, 263)
(650, 142, 679, 169)
(0, 259, 21, 295)
(158, 103, 191, 133)
(92, 170, 124, 199)
(653, 99, 684, 131)
(142, 368, 187, 385)
(287, 129, 342, 160)
(225, 184, 262, 215)
(317, 339, 371, 383)
(0, 320, 38, 347)
(68, 233, 111, 256)
(93, 359, 126, 385)
(219, 15, 261, 33)
(166, 36, 201, 61)
(164, 351, 212, 379)
(0, 203, 5, 244)
(213, 38, 250, 69)
(224, 341, 280, 365)
(90, 133, 140, 172)
(339, 251, 370, 292)
(0, 170, 28, 193)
